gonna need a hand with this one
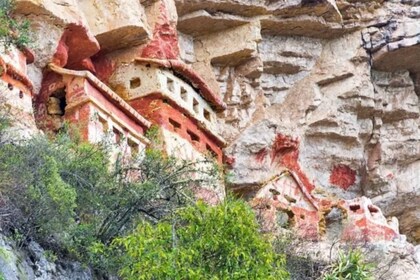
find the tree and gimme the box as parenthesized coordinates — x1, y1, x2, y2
(0, 124, 220, 275)
(114, 199, 289, 280)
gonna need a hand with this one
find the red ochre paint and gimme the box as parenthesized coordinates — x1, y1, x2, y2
(330, 164, 356, 190)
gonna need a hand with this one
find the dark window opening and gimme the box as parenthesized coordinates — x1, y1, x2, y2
(284, 194, 297, 204)
(181, 87, 188, 102)
(48, 88, 67, 116)
(349, 204, 360, 212)
(163, 99, 169, 104)
(169, 118, 181, 129)
(113, 127, 122, 144)
(7, 83, 13, 90)
(99, 116, 108, 133)
(19, 91, 23, 99)
(130, 77, 141, 89)
(187, 129, 200, 142)
(128, 139, 139, 157)
(193, 98, 200, 114)
(300, 214, 305, 220)
(368, 205, 379, 214)
(203, 109, 211, 122)
(167, 78, 175, 92)
(206, 144, 217, 158)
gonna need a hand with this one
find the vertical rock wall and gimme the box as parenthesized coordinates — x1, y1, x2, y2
(2, 0, 420, 278)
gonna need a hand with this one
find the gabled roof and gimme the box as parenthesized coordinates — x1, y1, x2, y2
(48, 64, 152, 131)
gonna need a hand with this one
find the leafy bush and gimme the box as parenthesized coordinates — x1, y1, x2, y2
(322, 250, 374, 280)
(0, 125, 220, 275)
(0, 135, 78, 240)
(114, 199, 289, 280)
(0, 0, 31, 49)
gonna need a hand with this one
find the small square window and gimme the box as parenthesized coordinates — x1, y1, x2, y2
(181, 87, 188, 102)
(193, 99, 200, 114)
(130, 77, 141, 89)
(169, 118, 181, 129)
(203, 109, 211, 122)
(167, 78, 175, 92)
(187, 129, 200, 142)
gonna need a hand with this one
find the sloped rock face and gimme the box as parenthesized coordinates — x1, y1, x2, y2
(0, 234, 93, 280)
(2, 0, 420, 278)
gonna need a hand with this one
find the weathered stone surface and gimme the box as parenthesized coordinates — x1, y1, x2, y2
(177, 10, 250, 37)
(3, 0, 420, 277)
(0, 234, 93, 280)
(78, 0, 151, 52)
(14, 0, 85, 25)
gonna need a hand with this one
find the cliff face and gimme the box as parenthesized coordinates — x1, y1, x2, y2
(2, 0, 420, 278)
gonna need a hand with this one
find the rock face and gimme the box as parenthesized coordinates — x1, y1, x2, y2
(0, 234, 92, 280)
(1, 0, 420, 278)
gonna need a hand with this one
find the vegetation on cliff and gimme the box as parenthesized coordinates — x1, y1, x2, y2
(0, 120, 290, 278)
(0, 0, 31, 49)
(114, 199, 288, 279)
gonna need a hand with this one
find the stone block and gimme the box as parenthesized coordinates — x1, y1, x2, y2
(177, 10, 250, 36)
(78, 0, 151, 52)
(194, 21, 261, 66)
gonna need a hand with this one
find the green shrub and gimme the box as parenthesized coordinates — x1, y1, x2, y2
(0, 135, 77, 240)
(0, 125, 220, 275)
(0, 0, 31, 49)
(114, 199, 289, 280)
(322, 250, 374, 280)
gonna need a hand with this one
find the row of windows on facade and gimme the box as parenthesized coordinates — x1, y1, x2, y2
(129, 75, 214, 123)
(168, 117, 218, 158)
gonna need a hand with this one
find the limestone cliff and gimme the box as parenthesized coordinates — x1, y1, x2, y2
(1, 0, 420, 279)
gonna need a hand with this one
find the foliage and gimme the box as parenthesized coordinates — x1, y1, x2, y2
(322, 250, 374, 280)
(0, 0, 31, 50)
(0, 124, 220, 275)
(0, 134, 77, 240)
(114, 199, 289, 280)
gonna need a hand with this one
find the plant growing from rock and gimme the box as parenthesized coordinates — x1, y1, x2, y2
(322, 249, 374, 280)
(0, 0, 31, 50)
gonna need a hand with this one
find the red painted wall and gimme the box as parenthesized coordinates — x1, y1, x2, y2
(65, 78, 145, 138)
(130, 95, 223, 163)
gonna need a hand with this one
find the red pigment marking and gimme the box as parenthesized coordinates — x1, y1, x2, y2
(140, 1, 179, 59)
(135, 58, 226, 110)
(224, 155, 235, 167)
(21, 47, 35, 64)
(52, 40, 69, 67)
(92, 56, 116, 83)
(52, 23, 100, 69)
(342, 217, 398, 242)
(255, 148, 268, 162)
(130, 95, 223, 163)
(330, 165, 356, 190)
(71, 58, 96, 73)
(270, 134, 316, 193)
(64, 80, 146, 142)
